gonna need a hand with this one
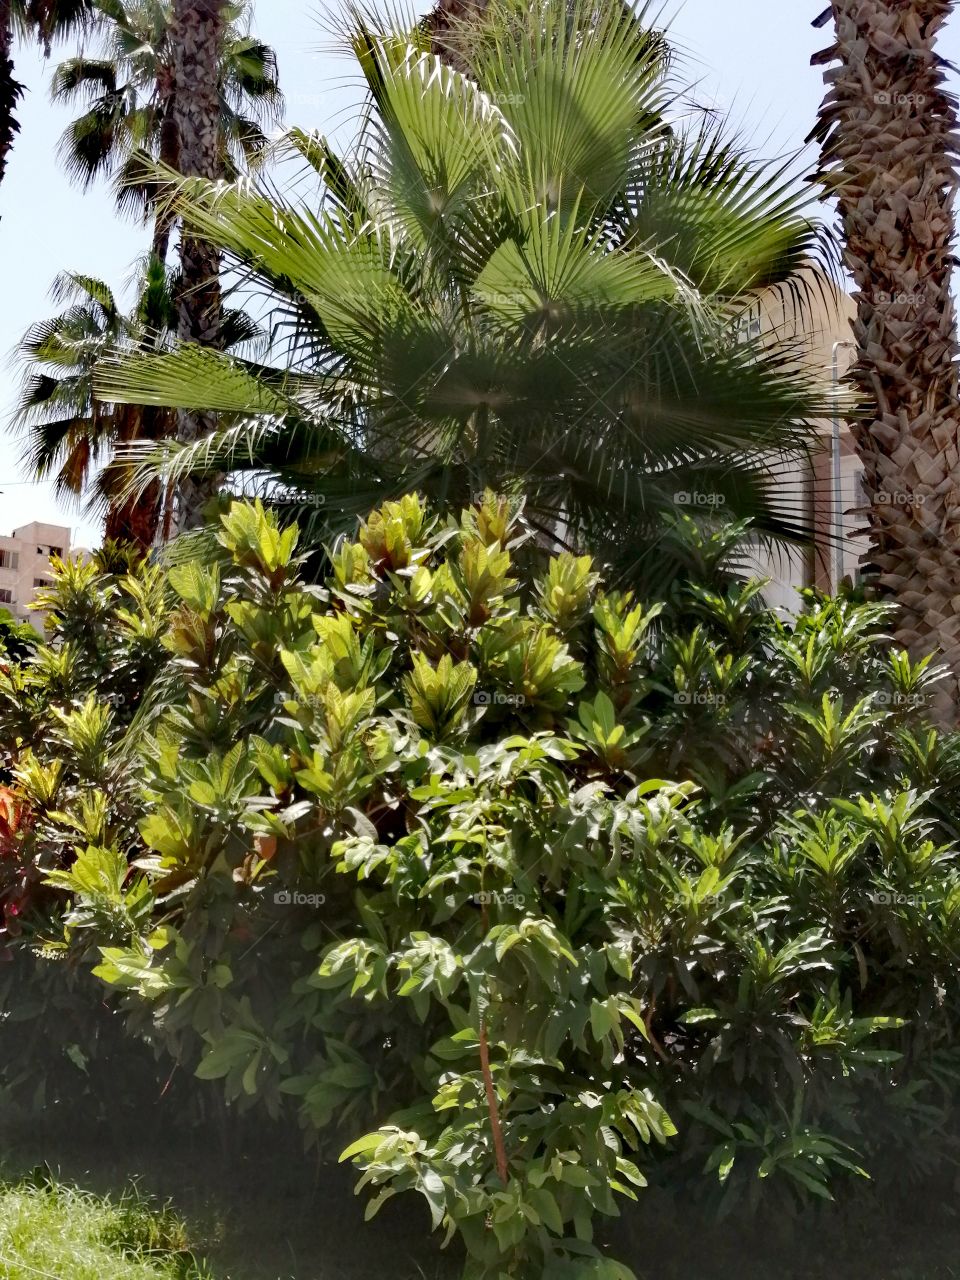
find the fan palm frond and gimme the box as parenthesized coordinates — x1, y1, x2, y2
(98, 0, 842, 590)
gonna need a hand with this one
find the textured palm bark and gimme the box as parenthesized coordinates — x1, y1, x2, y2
(0, 0, 24, 190)
(104, 482, 161, 552)
(151, 65, 180, 265)
(106, 403, 166, 551)
(171, 0, 224, 531)
(422, 0, 491, 70)
(811, 2, 960, 718)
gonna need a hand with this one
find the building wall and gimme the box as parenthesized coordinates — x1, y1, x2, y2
(0, 521, 72, 625)
(740, 269, 865, 609)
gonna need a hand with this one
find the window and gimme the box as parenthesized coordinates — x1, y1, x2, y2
(735, 313, 763, 344)
(0, 550, 19, 571)
(0, 589, 12, 605)
(33, 578, 48, 588)
(50, 546, 63, 558)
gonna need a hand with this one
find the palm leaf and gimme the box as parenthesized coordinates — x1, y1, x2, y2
(95, 0, 840, 592)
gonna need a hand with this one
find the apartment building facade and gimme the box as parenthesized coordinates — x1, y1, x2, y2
(744, 270, 864, 611)
(0, 521, 71, 625)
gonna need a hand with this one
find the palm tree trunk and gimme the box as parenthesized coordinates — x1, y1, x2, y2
(105, 402, 164, 551)
(0, 0, 24, 189)
(170, 0, 224, 531)
(423, 0, 490, 70)
(104, 482, 161, 552)
(151, 75, 180, 266)
(812, 1, 960, 721)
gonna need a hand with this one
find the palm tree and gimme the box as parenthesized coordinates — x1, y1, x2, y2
(0, 0, 92, 191)
(0, 0, 22, 188)
(811, 1, 960, 712)
(99, 0, 837, 584)
(52, 0, 281, 263)
(167, 0, 227, 531)
(422, 0, 489, 71)
(14, 268, 169, 547)
(13, 263, 261, 548)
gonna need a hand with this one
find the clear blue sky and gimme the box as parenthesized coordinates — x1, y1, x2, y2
(0, 0, 956, 548)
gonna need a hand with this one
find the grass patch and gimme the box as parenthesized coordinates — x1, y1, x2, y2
(0, 1110, 459, 1279)
(2, 1114, 959, 1279)
(0, 1169, 212, 1280)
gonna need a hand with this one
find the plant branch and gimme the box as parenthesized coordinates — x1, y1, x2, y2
(478, 1015, 509, 1184)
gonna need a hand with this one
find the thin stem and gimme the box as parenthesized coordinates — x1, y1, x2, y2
(478, 1016, 508, 1183)
(479, 892, 508, 1184)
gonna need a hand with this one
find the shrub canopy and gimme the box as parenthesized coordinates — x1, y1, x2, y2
(3, 495, 960, 1278)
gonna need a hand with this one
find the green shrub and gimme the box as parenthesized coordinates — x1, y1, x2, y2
(5, 495, 960, 1277)
(0, 547, 171, 1112)
(0, 608, 40, 664)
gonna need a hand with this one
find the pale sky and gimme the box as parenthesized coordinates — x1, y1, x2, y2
(0, 0, 957, 548)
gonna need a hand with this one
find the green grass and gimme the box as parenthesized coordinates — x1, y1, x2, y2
(0, 1154, 958, 1280)
(0, 1121, 459, 1280)
(0, 1172, 212, 1280)
(1, 1118, 959, 1280)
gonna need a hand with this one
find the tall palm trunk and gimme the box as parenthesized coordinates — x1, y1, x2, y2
(105, 401, 163, 551)
(0, 0, 24, 189)
(151, 66, 179, 265)
(170, 0, 224, 531)
(104, 482, 161, 550)
(812, 1, 960, 718)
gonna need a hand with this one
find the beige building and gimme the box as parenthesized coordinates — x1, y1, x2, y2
(0, 521, 71, 624)
(743, 269, 864, 612)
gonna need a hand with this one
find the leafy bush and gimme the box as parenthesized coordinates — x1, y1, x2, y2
(4, 495, 960, 1277)
(0, 608, 40, 664)
(0, 547, 171, 1113)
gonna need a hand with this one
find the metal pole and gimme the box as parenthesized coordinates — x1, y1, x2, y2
(831, 340, 856, 589)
